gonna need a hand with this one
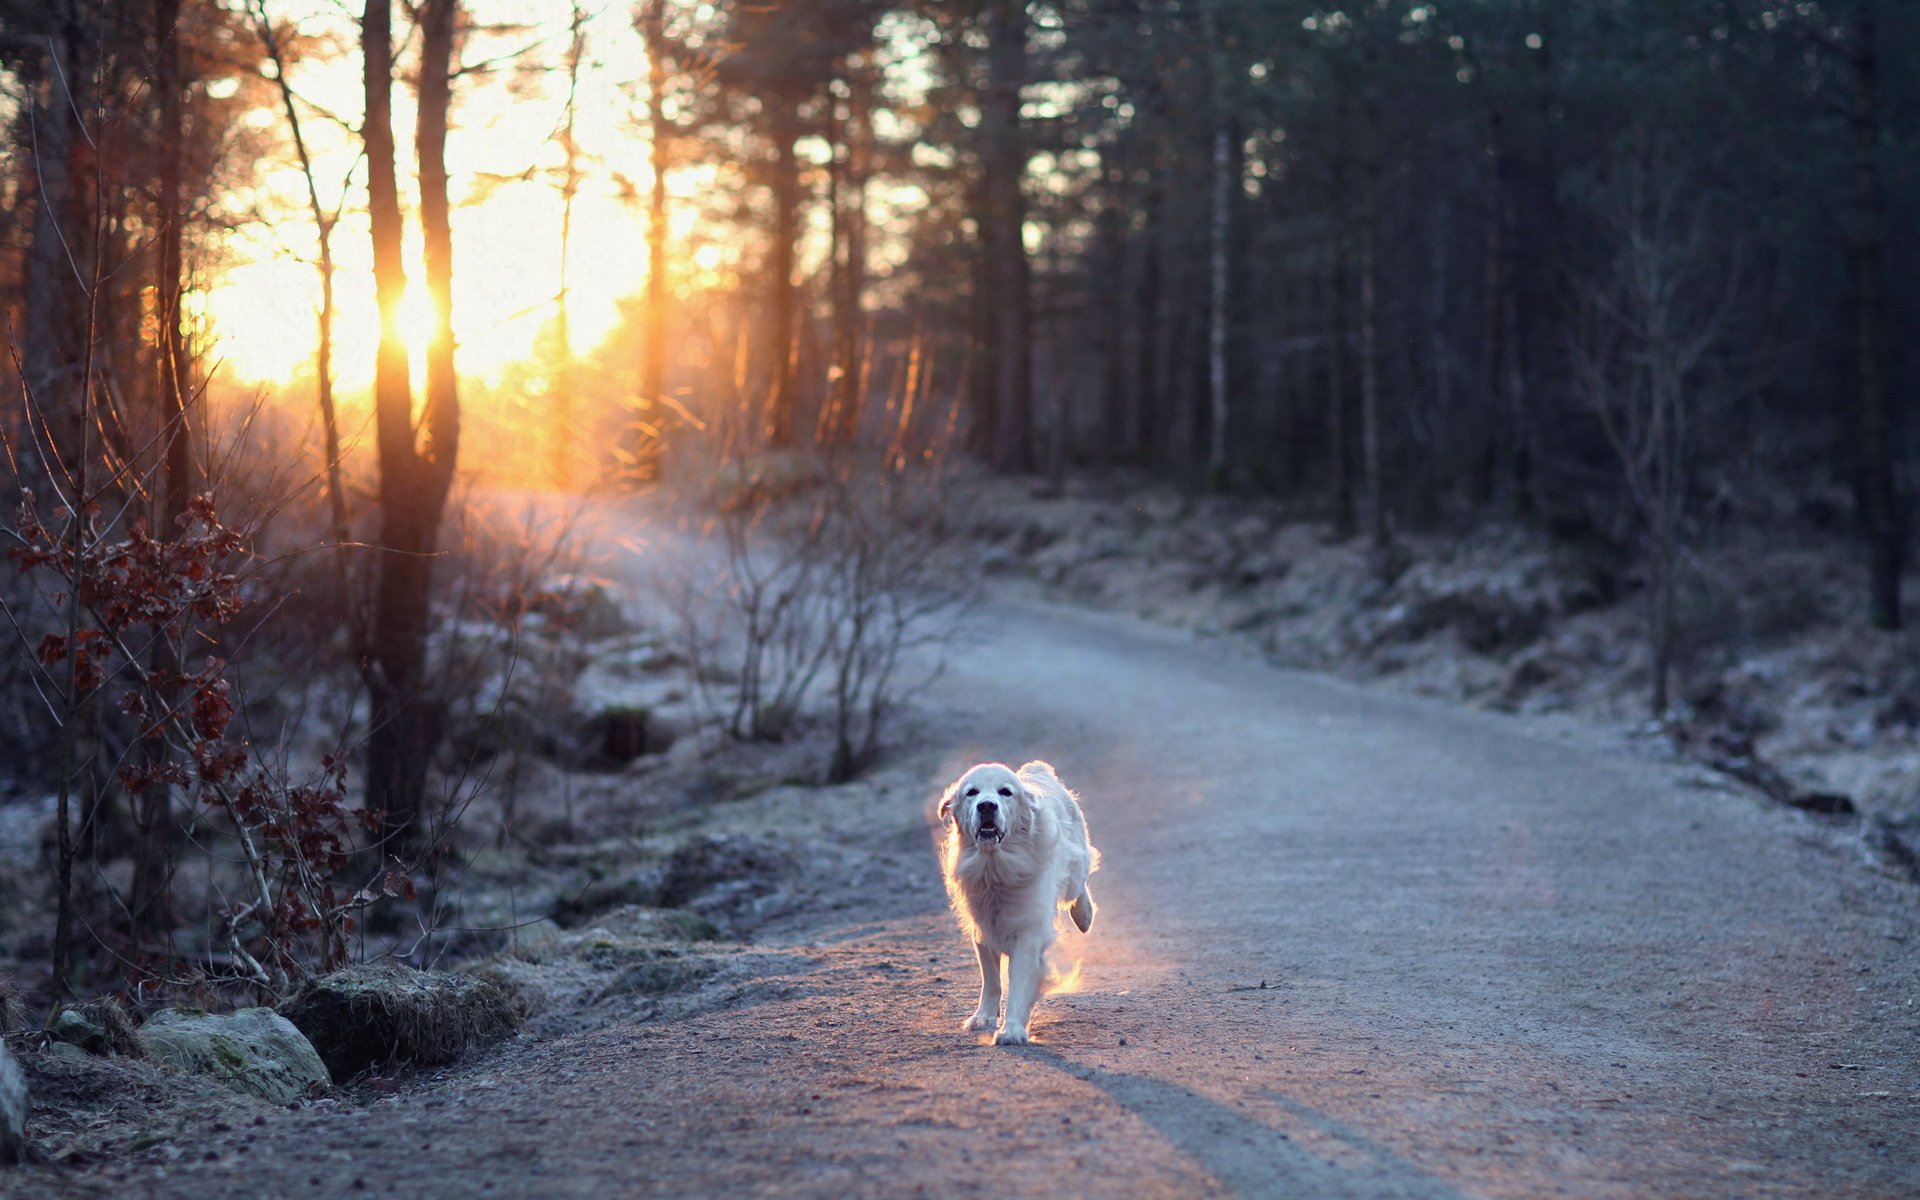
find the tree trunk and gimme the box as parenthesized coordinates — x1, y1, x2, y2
(362, 0, 460, 853)
(1202, 5, 1231, 488)
(1135, 174, 1164, 465)
(23, 14, 89, 486)
(1330, 235, 1355, 538)
(1850, 8, 1901, 630)
(829, 55, 870, 445)
(765, 99, 800, 447)
(1474, 105, 1508, 506)
(1360, 166, 1387, 548)
(639, 0, 670, 477)
(982, 0, 1032, 471)
(551, 1, 586, 487)
(133, 0, 195, 960)
(1206, 119, 1230, 488)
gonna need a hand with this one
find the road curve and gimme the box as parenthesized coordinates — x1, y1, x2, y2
(50, 587, 1920, 1199)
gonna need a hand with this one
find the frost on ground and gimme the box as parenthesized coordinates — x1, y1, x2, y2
(951, 475, 1920, 859)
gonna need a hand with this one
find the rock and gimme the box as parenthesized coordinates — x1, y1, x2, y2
(278, 963, 525, 1079)
(135, 1008, 329, 1104)
(49, 1009, 107, 1054)
(0, 1040, 25, 1164)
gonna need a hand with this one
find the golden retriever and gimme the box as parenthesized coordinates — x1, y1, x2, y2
(938, 761, 1098, 1044)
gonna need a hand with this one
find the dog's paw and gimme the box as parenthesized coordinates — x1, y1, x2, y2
(962, 1010, 997, 1032)
(993, 1026, 1030, 1046)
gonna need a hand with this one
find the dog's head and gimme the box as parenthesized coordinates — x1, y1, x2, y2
(940, 762, 1029, 850)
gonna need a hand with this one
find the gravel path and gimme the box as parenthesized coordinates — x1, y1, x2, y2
(23, 593, 1919, 1199)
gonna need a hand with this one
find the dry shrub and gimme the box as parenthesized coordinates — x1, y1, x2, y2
(661, 431, 975, 782)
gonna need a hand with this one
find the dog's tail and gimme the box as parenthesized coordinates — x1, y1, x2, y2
(1068, 882, 1095, 933)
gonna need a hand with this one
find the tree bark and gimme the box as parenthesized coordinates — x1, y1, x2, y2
(1206, 119, 1230, 488)
(638, 0, 670, 476)
(1849, 7, 1901, 630)
(133, 0, 195, 961)
(982, 0, 1031, 471)
(361, 0, 460, 853)
(551, 1, 585, 487)
(827, 53, 871, 446)
(765, 98, 800, 446)
(1359, 165, 1386, 548)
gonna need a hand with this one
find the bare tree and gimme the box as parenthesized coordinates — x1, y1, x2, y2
(247, 0, 358, 641)
(1568, 143, 1744, 719)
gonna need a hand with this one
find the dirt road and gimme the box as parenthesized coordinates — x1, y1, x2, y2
(30, 593, 1920, 1198)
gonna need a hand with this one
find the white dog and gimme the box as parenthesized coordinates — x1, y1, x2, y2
(938, 760, 1098, 1045)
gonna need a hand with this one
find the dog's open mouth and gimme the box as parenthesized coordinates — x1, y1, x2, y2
(974, 824, 1004, 844)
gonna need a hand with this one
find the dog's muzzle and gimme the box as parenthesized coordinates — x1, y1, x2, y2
(974, 801, 1004, 844)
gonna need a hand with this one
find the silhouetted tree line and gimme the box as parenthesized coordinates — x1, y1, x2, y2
(684, 0, 1915, 632)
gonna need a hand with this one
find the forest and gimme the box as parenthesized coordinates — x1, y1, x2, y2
(0, 1, 1917, 1193)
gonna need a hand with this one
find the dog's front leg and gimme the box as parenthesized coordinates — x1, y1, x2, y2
(995, 941, 1044, 1045)
(963, 939, 1001, 1032)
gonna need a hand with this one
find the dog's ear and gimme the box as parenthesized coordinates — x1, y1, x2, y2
(937, 783, 958, 823)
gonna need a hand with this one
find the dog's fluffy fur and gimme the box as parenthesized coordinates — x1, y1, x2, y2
(938, 760, 1099, 1045)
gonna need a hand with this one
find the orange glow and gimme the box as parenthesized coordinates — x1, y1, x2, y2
(1046, 955, 1085, 996)
(203, 1, 664, 389)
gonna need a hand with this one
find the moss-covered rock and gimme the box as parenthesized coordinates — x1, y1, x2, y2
(135, 1008, 328, 1104)
(277, 963, 526, 1079)
(50, 1000, 143, 1058)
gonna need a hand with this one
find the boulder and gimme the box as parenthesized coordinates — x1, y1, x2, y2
(135, 1008, 329, 1104)
(0, 1041, 25, 1165)
(278, 963, 525, 1079)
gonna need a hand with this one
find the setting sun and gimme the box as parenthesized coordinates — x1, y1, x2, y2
(202, 0, 661, 392)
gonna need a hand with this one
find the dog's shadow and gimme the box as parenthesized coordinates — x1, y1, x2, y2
(1012, 1044, 1469, 1200)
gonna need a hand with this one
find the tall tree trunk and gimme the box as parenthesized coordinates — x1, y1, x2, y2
(23, 14, 88, 486)
(549, 2, 583, 487)
(133, 0, 194, 960)
(1475, 106, 1508, 506)
(1095, 170, 1127, 468)
(765, 99, 800, 447)
(362, 0, 461, 853)
(827, 53, 871, 446)
(1850, 7, 1901, 630)
(1135, 174, 1164, 464)
(1206, 119, 1230, 488)
(1202, 5, 1230, 488)
(982, 0, 1031, 471)
(551, 1, 585, 487)
(1360, 166, 1386, 548)
(638, 0, 670, 477)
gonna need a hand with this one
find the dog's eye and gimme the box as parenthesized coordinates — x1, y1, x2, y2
(964, 787, 978, 797)
(997, 787, 1012, 797)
